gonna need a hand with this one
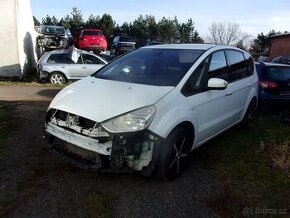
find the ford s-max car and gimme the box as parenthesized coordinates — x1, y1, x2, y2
(45, 44, 258, 180)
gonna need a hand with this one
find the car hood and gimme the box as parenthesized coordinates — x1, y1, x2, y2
(48, 76, 174, 122)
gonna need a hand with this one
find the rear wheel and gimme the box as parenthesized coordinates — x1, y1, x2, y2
(242, 98, 257, 128)
(158, 128, 192, 181)
(49, 72, 66, 84)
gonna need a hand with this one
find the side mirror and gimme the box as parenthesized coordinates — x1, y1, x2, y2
(208, 78, 228, 90)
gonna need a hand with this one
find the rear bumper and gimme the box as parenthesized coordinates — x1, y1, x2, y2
(37, 69, 49, 80)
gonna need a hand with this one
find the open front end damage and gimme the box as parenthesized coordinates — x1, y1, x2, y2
(45, 109, 161, 175)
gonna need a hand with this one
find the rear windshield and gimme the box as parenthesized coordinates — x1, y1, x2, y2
(82, 30, 103, 36)
(43, 26, 65, 34)
(265, 66, 290, 80)
(92, 48, 204, 86)
(120, 36, 134, 42)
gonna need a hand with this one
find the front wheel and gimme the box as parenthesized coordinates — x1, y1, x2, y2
(158, 128, 192, 181)
(48, 72, 66, 84)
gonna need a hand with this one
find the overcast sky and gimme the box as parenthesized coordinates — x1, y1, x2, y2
(31, 0, 290, 38)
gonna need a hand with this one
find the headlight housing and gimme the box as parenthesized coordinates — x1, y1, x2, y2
(101, 105, 156, 133)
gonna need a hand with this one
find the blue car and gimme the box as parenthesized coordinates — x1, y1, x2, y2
(255, 62, 290, 108)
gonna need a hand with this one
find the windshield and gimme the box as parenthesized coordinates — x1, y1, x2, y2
(43, 26, 65, 34)
(266, 66, 290, 80)
(92, 48, 203, 86)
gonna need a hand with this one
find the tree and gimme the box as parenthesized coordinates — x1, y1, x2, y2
(42, 15, 59, 25)
(99, 14, 115, 39)
(33, 16, 40, 26)
(191, 31, 204, 43)
(64, 7, 84, 33)
(85, 14, 101, 28)
(207, 22, 251, 48)
(249, 30, 281, 59)
(158, 17, 176, 43)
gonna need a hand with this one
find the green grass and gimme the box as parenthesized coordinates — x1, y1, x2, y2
(0, 106, 10, 154)
(86, 192, 114, 218)
(197, 112, 290, 216)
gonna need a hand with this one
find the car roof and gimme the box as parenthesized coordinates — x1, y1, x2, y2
(140, 43, 237, 51)
(255, 61, 290, 67)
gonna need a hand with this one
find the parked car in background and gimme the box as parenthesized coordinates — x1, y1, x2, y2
(74, 28, 108, 54)
(37, 49, 108, 84)
(36, 25, 69, 55)
(45, 44, 258, 180)
(271, 55, 290, 65)
(111, 36, 136, 55)
(255, 62, 290, 108)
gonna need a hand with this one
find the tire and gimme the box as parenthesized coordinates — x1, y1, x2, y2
(48, 72, 66, 84)
(242, 98, 257, 128)
(158, 128, 192, 181)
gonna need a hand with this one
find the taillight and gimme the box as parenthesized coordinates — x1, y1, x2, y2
(259, 80, 278, 89)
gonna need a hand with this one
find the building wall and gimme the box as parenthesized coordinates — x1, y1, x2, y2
(0, 0, 36, 77)
(0, 0, 20, 77)
(269, 34, 290, 59)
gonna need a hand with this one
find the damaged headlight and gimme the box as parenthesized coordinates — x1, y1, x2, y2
(101, 105, 156, 133)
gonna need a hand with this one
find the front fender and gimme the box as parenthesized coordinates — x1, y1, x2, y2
(148, 106, 198, 140)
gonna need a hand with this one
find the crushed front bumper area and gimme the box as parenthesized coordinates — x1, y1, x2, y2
(46, 121, 162, 175)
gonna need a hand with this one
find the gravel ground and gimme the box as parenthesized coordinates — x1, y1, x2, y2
(0, 85, 222, 218)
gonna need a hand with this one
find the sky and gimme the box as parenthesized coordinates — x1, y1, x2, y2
(31, 0, 290, 38)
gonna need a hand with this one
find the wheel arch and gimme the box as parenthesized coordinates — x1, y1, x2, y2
(149, 106, 198, 148)
(241, 88, 258, 120)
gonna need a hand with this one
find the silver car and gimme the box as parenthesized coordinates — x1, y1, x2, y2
(37, 49, 108, 84)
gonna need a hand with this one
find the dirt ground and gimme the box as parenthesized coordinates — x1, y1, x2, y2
(0, 85, 225, 218)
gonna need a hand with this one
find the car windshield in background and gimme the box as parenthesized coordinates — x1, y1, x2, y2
(92, 48, 203, 86)
(120, 36, 134, 42)
(265, 66, 290, 80)
(43, 27, 65, 34)
(82, 30, 103, 36)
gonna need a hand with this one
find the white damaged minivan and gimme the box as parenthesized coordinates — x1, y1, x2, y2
(45, 44, 258, 180)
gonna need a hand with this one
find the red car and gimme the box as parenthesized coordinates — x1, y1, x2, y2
(74, 29, 107, 54)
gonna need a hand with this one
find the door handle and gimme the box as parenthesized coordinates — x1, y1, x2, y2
(82, 66, 87, 69)
(60, 66, 65, 69)
(226, 92, 232, 97)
